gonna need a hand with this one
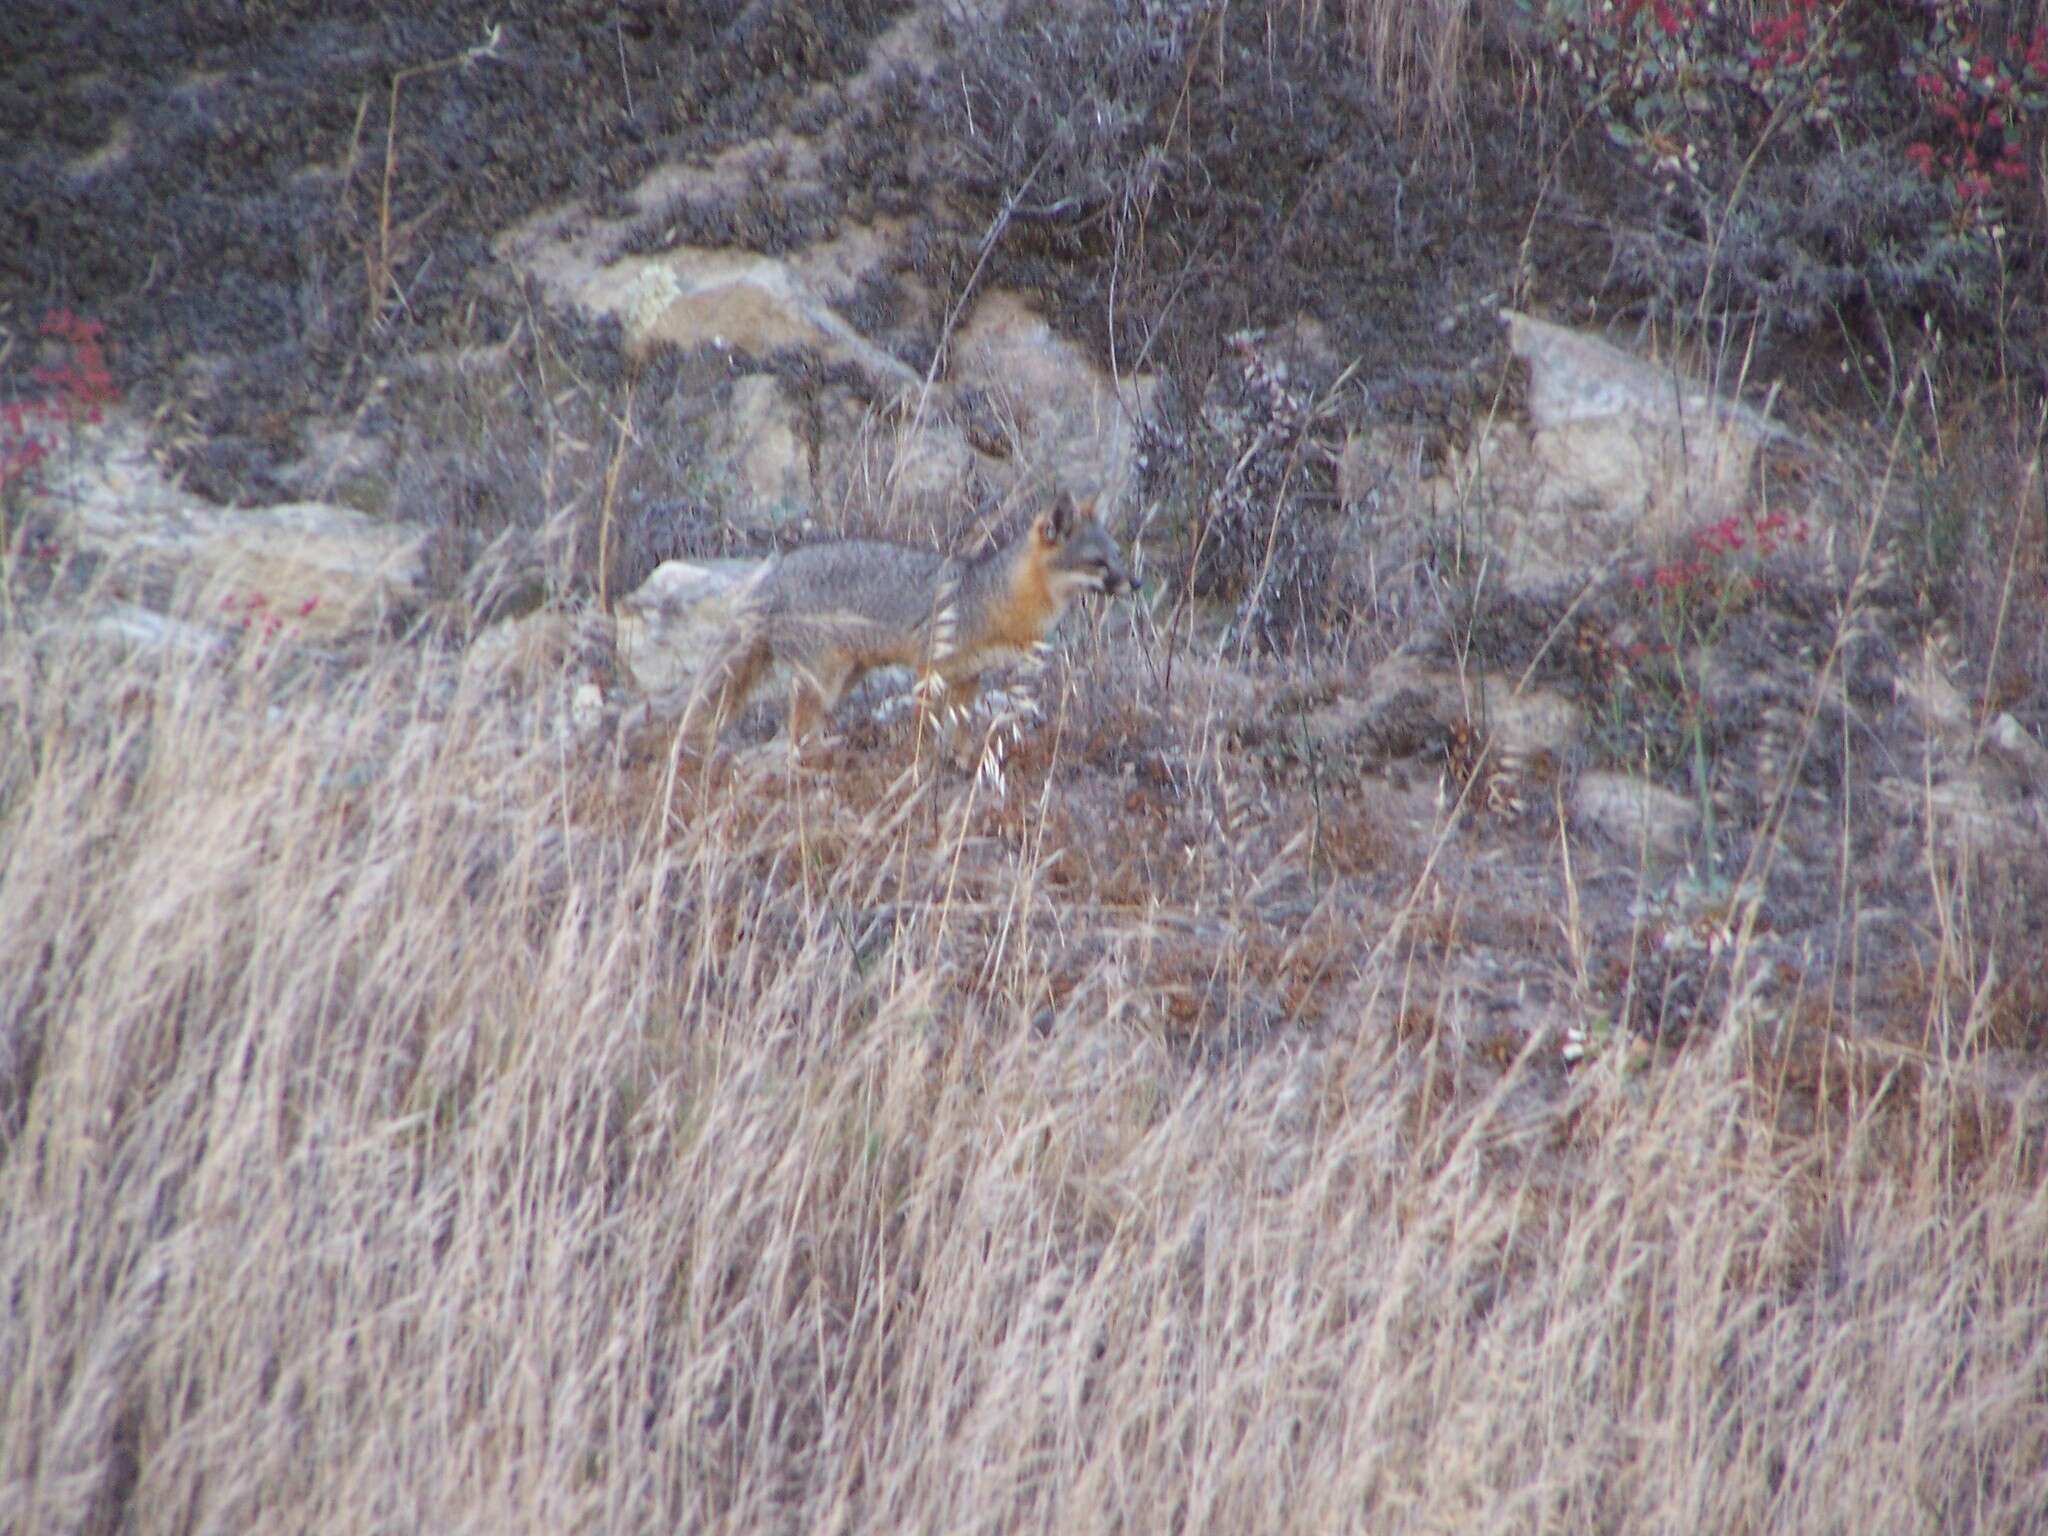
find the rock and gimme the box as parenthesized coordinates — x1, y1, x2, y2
(1894, 647, 1974, 747)
(188, 502, 423, 637)
(1282, 653, 1450, 766)
(62, 604, 227, 662)
(613, 557, 768, 702)
(1385, 314, 1805, 592)
(1503, 310, 1791, 540)
(948, 290, 1159, 499)
(457, 606, 625, 748)
(273, 420, 394, 512)
(1337, 425, 1425, 513)
(1479, 681, 1583, 759)
(498, 126, 1157, 519)
(1572, 771, 1700, 865)
(570, 682, 606, 739)
(1980, 712, 2048, 793)
(462, 608, 579, 689)
(50, 417, 424, 639)
(1292, 656, 1582, 771)
(1894, 712, 2048, 859)
(705, 375, 813, 512)
(829, 386, 983, 509)
(612, 250, 917, 390)
(1908, 771, 2048, 858)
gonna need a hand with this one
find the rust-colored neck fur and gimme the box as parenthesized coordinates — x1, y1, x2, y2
(987, 540, 1063, 650)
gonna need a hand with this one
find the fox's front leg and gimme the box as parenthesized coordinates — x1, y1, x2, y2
(928, 673, 981, 765)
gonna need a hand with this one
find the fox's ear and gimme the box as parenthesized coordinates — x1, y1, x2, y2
(1038, 493, 1076, 545)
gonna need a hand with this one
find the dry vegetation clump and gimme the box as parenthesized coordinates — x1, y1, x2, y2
(5, 525, 2048, 1534)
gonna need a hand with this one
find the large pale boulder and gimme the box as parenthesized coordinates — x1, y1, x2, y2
(949, 291, 1159, 499)
(1346, 313, 1806, 590)
(49, 417, 424, 640)
(613, 557, 769, 703)
(606, 251, 918, 389)
(1503, 309, 1789, 540)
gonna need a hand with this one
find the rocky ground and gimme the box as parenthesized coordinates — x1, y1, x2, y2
(5, 1, 2048, 1530)
(9, 0, 2042, 1053)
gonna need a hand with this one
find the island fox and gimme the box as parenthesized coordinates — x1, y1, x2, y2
(682, 492, 1134, 756)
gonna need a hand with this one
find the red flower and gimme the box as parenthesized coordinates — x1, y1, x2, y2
(1654, 562, 1698, 592)
(1693, 516, 1745, 556)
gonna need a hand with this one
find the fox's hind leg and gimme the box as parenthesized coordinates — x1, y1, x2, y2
(683, 636, 771, 754)
(787, 656, 857, 746)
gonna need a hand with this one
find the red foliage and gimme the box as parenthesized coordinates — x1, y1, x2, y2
(3, 308, 123, 506)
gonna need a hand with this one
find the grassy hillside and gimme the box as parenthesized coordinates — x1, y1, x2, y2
(4, 555, 2044, 1531)
(6, 0, 2048, 1530)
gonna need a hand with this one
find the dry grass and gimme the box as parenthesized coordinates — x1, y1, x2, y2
(3, 540, 2045, 1535)
(1298, 0, 1478, 130)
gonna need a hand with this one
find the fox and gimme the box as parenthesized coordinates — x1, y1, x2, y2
(681, 492, 1134, 757)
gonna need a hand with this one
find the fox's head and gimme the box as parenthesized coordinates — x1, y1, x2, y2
(1033, 493, 1135, 602)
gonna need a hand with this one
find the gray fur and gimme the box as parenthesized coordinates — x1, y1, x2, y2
(682, 495, 1133, 753)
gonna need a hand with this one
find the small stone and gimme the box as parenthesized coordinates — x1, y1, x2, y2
(1572, 771, 1699, 865)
